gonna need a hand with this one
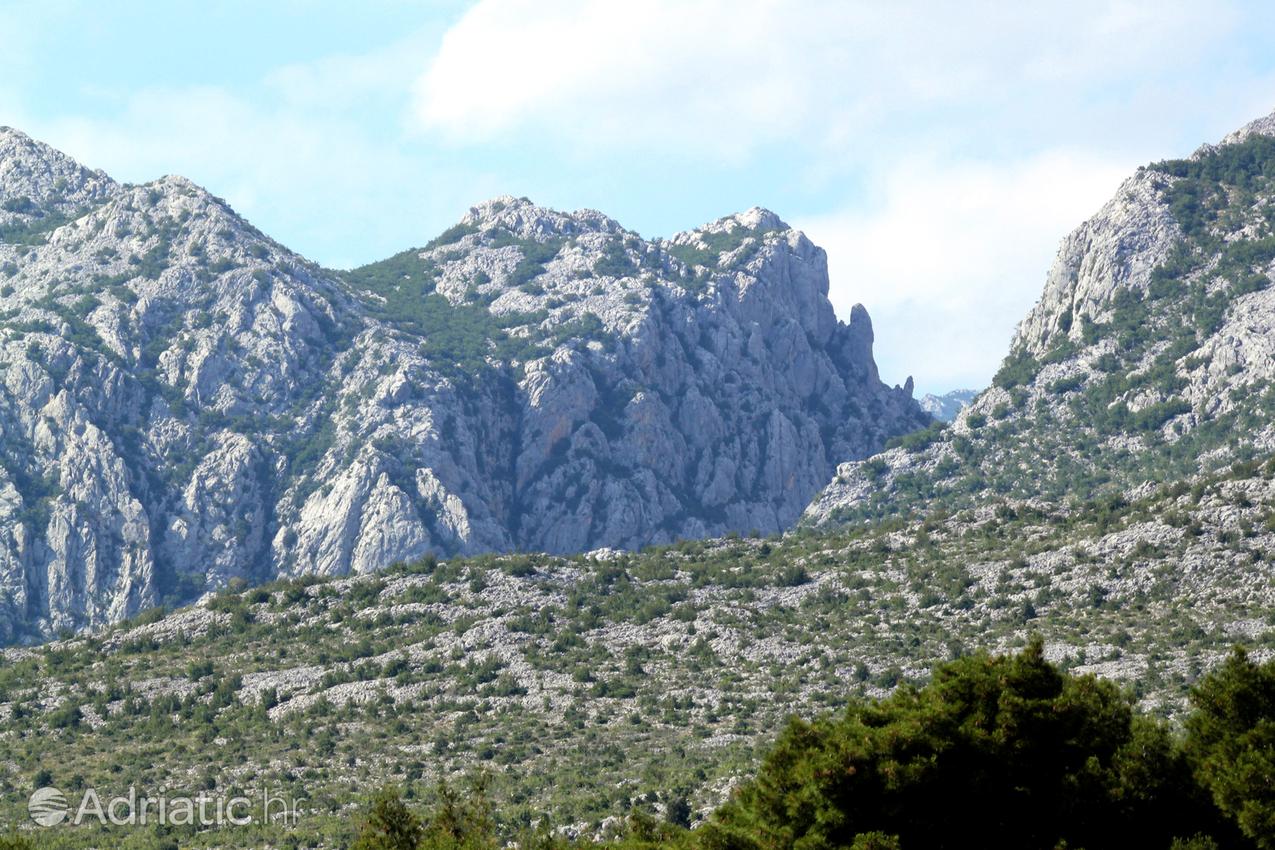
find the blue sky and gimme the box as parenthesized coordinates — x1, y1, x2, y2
(4, 1, 1275, 395)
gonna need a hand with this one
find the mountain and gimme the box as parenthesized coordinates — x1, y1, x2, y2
(0, 127, 925, 642)
(11, 109, 1275, 850)
(917, 388, 977, 422)
(807, 108, 1275, 526)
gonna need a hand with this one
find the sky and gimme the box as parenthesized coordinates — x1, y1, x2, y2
(4, 1, 1275, 395)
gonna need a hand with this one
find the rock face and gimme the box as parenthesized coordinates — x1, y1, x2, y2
(0, 128, 926, 641)
(806, 106, 1275, 527)
(0, 130, 117, 227)
(1011, 170, 1182, 358)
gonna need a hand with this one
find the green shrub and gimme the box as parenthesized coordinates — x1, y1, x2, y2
(885, 421, 946, 453)
(593, 240, 638, 278)
(992, 347, 1040, 390)
(425, 223, 479, 251)
(668, 224, 778, 270)
(342, 247, 548, 374)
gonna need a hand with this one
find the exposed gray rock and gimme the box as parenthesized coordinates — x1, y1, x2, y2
(1013, 169, 1181, 357)
(1216, 105, 1275, 147)
(0, 127, 118, 230)
(805, 106, 1275, 527)
(0, 129, 926, 641)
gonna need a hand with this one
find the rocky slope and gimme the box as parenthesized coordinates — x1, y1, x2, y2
(4, 452, 1273, 847)
(807, 107, 1275, 527)
(0, 127, 925, 642)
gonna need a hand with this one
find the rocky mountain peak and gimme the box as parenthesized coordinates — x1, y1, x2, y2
(1012, 107, 1275, 361)
(1010, 167, 1179, 358)
(3, 170, 305, 322)
(693, 206, 789, 237)
(0, 127, 119, 220)
(1216, 105, 1275, 147)
(0, 128, 928, 642)
(918, 389, 977, 422)
(460, 195, 624, 242)
(666, 206, 792, 259)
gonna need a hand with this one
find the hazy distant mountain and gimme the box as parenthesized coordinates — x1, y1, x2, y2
(918, 389, 977, 422)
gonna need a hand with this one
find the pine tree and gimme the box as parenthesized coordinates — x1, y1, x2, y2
(352, 787, 423, 850)
(701, 637, 1217, 850)
(1186, 647, 1275, 849)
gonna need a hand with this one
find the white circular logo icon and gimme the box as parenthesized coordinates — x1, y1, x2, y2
(28, 786, 68, 827)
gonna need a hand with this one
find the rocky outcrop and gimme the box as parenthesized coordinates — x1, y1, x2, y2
(806, 106, 1275, 528)
(1012, 170, 1181, 357)
(0, 128, 926, 641)
(0, 127, 118, 230)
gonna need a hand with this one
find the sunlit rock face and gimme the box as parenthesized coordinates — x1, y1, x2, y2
(0, 129, 924, 641)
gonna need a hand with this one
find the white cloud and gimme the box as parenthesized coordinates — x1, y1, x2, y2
(796, 151, 1133, 394)
(414, 0, 831, 159)
(409, 0, 1251, 394)
(263, 35, 432, 114)
(413, 0, 1234, 159)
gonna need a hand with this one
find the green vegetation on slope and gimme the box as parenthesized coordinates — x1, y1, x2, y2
(341, 248, 546, 374)
(2, 454, 1275, 846)
(61, 643, 1266, 850)
(666, 225, 780, 271)
(0, 198, 84, 246)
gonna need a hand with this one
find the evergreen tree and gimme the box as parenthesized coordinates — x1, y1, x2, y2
(351, 787, 423, 850)
(700, 638, 1218, 850)
(1187, 648, 1275, 849)
(419, 779, 499, 850)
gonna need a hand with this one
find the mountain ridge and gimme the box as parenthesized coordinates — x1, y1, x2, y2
(806, 106, 1275, 527)
(918, 389, 976, 422)
(0, 131, 926, 642)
